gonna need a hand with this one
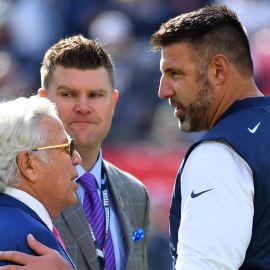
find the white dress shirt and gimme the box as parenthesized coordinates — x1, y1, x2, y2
(76, 150, 126, 270)
(176, 141, 254, 270)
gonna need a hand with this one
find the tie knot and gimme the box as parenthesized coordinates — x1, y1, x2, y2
(78, 172, 98, 192)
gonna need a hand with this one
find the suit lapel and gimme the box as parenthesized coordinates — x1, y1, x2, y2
(61, 199, 100, 270)
(103, 162, 133, 261)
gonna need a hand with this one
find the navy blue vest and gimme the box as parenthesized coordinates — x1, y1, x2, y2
(170, 97, 270, 269)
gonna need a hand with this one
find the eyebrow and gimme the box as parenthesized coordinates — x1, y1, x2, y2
(162, 67, 181, 74)
(56, 85, 107, 93)
(56, 85, 74, 92)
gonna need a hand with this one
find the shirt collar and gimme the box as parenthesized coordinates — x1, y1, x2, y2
(3, 187, 53, 231)
(76, 150, 103, 189)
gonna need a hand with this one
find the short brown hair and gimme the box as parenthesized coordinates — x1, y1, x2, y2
(151, 5, 253, 77)
(41, 35, 115, 89)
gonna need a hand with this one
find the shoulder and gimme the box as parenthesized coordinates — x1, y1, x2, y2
(188, 141, 250, 170)
(0, 205, 58, 252)
(0, 202, 43, 230)
(183, 142, 252, 188)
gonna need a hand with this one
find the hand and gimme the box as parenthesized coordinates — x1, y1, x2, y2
(0, 234, 73, 270)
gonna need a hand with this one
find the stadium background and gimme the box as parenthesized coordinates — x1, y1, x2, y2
(1, 0, 270, 268)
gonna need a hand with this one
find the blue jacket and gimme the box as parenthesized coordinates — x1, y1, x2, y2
(0, 193, 75, 267)
(170, 97, 270, 269)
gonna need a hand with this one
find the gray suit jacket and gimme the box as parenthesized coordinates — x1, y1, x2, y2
(53, 160, 150, 270)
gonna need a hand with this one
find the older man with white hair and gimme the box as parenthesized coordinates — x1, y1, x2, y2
(0, 96, 81, 267)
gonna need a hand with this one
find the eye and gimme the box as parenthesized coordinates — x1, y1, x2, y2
(92, 93, 101, 98)
(58, 89, 76, 97)
(164, 68, 180, 79)
(65, 146, 70, 153)
(61, 145, 70, 155)
(61, 92, 73, 97)
(89, 92, 104, 98)
(169, 71, 179, 78)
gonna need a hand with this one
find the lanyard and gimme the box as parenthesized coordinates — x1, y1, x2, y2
(87, 166, 110, 270)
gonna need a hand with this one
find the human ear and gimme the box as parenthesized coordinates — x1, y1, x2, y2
(113, 90, 118, 105)
(16, 152, 38, 183)
(37, 88, 48, 98)
(209, 54, 229, 85)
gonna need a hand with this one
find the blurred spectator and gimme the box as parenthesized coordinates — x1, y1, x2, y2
(89, 9, 161, 143)
(7, 0, 60, 61)
(146, 182, 173, 269)
(0, 50, 33, 99)
(216, 0, 270, 34)
(216, 0, 270, 97)
(2, 0, 64, 94)
(250, 27, 270, 96)
(147, 203, 172, 270)
(171, 0, 214, 15)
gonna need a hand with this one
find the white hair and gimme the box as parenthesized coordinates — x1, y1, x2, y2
(0, 96, 59, 191)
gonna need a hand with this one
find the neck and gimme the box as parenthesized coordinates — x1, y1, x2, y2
(76, 145, 100, 171)
(207, 78, 263, 129)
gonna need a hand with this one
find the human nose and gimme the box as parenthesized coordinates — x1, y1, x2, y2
(75, 97, 90, 114)
(72, 150, 82, 166)
(158, 76, 174, 100)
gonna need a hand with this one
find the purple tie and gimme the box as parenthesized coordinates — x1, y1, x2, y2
(79, 172, 116, 270)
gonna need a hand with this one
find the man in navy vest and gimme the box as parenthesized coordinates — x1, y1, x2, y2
(151, 4, 270, 270)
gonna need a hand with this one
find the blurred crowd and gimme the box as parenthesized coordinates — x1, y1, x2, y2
(1, 0, 270, 269)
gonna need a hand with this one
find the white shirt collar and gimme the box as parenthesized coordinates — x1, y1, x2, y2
(3, 187, 53, 231)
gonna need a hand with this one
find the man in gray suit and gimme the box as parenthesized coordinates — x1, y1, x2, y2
(0, 35, 150, 270)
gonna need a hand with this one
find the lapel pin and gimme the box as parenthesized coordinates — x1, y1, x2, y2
(132, 228, 144, 242)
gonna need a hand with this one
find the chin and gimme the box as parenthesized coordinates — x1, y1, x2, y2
(178, 121, 191, 133)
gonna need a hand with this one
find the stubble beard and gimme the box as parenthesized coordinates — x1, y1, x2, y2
(178, 77, 213, 133)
